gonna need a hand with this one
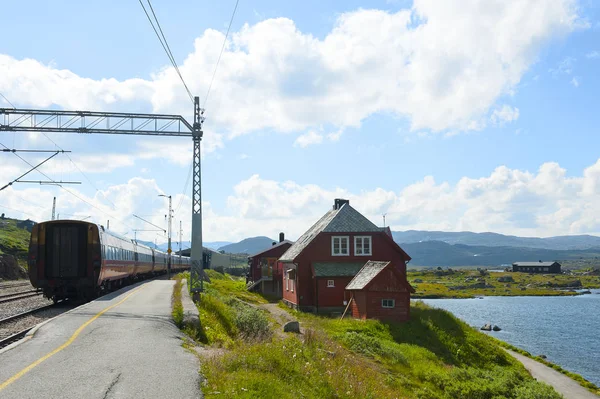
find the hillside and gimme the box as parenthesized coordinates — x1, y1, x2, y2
(0, 218, 31, 261)
(217, 236, 276, 254)
(393, 230, 600, 250)
(402, 240, 600, 266)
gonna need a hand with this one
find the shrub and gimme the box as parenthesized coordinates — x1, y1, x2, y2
(233, 303, 271, 341)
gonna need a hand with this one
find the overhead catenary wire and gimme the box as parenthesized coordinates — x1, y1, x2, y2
(41, 133, 118, 210)
(0, 141, 134, 230)
(138, 0, 194, 103)
(203, 0, 240, 108)
(0, 92, 16, 109)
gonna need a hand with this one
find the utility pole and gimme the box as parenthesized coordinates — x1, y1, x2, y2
(51, 197, 56, 221)
(383, 213, 387, 227)
(107, 220, 110, 230)
(190, 96, 204, 298)
(159, 194, 172, 279)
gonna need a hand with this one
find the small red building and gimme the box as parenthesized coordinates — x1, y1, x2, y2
(279, 199, 413, 316)
(247, 232, 293, 297)
(346, 261, 415, 321)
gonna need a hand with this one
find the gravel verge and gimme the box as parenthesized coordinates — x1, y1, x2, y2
(0, 295, 53, 320)
(0, 307, 69, 340)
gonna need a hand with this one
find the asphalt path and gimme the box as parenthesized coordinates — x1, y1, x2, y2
(506, 349, 600, 399)
(0, 280, 201, 399)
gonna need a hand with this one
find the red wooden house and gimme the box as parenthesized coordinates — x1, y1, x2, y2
(279, 199, 413, 317)
(247, 232, 293, 296)
(346, 261, 414, 321)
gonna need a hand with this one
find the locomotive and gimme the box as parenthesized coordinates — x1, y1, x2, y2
(28, 220, 190, 302)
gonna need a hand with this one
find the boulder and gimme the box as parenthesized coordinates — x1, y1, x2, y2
(539, 354, 547, 359)
(283, 321, 300, 334)
(480, 323, 492, 331)
(414, 279, 423, 283)
(497, 276, 514, 283)
(492, 325, 501, 331)
(0, 255, 27, 280)
(580, 290, 592, 295)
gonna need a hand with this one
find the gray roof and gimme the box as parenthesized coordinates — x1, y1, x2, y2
(313, 262, 365, 277)
(513, 262, 558, 267)
(279, 203, 380, 262)
(346, 261, 390, 290)
(249, 240, 294, 258)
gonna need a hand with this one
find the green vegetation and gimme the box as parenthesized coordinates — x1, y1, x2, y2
(494, 340, 600, 395)
(189, 270, 563, 398)
(409, 268, 600, 298)
(171, 274, 184, 328)
(0, 218, 31, 263)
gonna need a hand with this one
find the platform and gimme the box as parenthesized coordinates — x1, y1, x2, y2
(0, 280, 201, 399)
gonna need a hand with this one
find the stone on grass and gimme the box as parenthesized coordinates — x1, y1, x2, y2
(480, 323, 492, 331)
(283, 321, 300, 333)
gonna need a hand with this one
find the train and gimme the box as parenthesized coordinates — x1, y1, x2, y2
(28, 220, 191, 302)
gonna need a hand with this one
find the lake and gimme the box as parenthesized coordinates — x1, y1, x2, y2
(420, 290, 600, 386)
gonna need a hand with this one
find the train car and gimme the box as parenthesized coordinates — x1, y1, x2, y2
(29, 220, 191, 302)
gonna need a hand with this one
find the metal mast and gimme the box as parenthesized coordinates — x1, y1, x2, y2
(1, 104, 205, 292)
(190, 96, 205, 295)
(52, 197, 56, 221)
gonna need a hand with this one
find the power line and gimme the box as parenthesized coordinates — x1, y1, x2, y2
(138, 0, 194, 103)
(203, 0, 240, 108)
(41, 133, 118, 210)
(0, 92, 16, 109)
(174, 159, 193, 216)
(0, 141, 133, 230)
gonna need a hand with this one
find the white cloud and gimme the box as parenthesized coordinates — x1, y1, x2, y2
(571, 77, 580, 87)
(0, 1, 583, 138)
(550, 56, 577, 75)
(327, 128, 344, 142)
(6, 158, 600, 241)
(585, 50, 600, 59)
(294, 130, 323, 148)
(491, 105, 520, 125)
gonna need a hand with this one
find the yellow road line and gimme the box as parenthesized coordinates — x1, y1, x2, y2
(0, 284, 146, 391)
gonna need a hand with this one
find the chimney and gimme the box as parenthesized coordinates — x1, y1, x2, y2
(272, 242, 276, 246)
(279, 232, 285, 243)
(334, 198, 349, 210)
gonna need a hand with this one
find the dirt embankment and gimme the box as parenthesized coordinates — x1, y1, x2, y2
(0, 254, 27, 280)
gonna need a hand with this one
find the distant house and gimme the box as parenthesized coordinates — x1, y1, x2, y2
(346, 261, 415, 321)
(17, 219, 36, 232)
(279, 198, 413, 319)
(247, 233, 293, 296)
(512, 261, 561, 274)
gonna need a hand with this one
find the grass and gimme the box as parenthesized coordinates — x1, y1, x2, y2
(0, 218, 31, 265)
(191, 270, 565, 398)
(171, 274, 184, 328)
(409, 269, 600, 298)
(494, 340, 600, 395)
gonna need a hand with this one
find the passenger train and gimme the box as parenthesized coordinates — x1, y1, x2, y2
(28, 220, 190, 302)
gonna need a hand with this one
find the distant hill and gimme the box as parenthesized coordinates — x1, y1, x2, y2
(392, 230, 600, 250)
(204, 241, 233, 250)
(402, 241, 600, 267)
(217, 236, 277, 254)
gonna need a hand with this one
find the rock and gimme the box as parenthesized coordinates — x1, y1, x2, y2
(283, 321, 300, 333)
(492, 325, 501, 331)
(580, 290, 592, 295)
(0, 255, 27, 280)
(480, 323, 492, 331)
(414, 279, 423, 283)
(497, 276, 514, 283)
(539, 354, 547, 359)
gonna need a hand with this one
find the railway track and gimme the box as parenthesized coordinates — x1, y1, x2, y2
(0, 281, 31, 290)
(0, 290, 42, 304)
(0, 304, 66, 349)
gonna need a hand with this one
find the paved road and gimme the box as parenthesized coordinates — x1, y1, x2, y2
(0, 280, 201, 399)
(506, 349, 600, 399)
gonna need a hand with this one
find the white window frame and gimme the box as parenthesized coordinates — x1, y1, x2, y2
(354, 236, 372, 256)
(382, 299, 395, 308)
(331, 236, 349, 256)
(327, 279, 335, 288)
(286, 274, 289, 291)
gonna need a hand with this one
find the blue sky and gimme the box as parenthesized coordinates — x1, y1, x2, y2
(1, 0, 600, 242)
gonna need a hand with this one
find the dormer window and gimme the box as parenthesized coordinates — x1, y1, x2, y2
(332, 236, 349, 256)
(354, 236, 372, 256)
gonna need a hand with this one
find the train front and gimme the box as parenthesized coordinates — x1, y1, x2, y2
(28, 220, 102, 302)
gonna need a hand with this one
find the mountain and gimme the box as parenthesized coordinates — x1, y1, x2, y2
(217, 236, 277, 254)
(402, 241, 600, 267)
(204, 241, 233, 250)
(392, 230, 600, 250)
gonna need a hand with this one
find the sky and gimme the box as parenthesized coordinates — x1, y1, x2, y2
(1, 0, 600, 243)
